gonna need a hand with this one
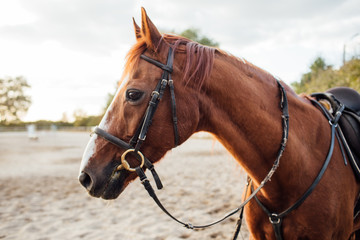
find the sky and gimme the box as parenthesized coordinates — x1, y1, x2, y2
(0, 0, 359, 121)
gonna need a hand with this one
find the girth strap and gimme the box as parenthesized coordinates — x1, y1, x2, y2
(232, 177, 251, 240)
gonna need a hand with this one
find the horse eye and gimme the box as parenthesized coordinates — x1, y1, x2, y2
(126, 89, 144, 102)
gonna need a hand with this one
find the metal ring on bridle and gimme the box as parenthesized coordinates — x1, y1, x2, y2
(118, 149, 145, 172)
(269, 213, 281, 224)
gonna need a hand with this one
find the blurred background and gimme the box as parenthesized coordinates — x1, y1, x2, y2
(0, 1, 359, 239)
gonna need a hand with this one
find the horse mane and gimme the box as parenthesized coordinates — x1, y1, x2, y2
(122, 34, 216, 89)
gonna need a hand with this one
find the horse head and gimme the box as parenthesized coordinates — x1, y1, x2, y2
(79, 8, 215, 199)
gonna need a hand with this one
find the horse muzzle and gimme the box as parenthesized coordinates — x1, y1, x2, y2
(78, 161, 131, 200)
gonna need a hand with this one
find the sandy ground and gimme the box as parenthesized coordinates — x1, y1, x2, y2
(0, 131, 249, 240)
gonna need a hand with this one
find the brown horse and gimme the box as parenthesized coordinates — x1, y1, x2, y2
(79, 8, 360, 239)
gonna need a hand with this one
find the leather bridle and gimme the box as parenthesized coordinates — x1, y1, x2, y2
(94, 47, 178, 190)
(92, 46, 342, 239)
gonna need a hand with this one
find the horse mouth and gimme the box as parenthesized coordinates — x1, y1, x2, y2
(79, 157, 137, 200)
(100, 170, 128, 200)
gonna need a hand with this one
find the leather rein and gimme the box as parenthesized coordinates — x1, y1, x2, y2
(92, 46, 342, 239)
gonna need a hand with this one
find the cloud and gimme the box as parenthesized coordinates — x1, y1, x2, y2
(0, 0, 359, 121)
(138, 0, 359, 61)
(1, 0, 136, 55)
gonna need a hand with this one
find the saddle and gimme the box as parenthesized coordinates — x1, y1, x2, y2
(311, 87, 360, 179)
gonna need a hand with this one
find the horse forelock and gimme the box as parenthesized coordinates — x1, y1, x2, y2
(121, 34, 215, 90)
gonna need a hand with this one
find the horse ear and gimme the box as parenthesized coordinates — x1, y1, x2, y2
(141, 7, 162, 50)
(132, 17, 142, 40)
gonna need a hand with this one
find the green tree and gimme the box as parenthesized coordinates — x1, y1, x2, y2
(72, 109, 102, 127)
(337, 59, 360, 90)
(103, 92, 115, 113)
(0, 76, 31, 123)
(292, 57, 360, 94)
(73, 115, 102, 127)
(102, 81, 119, 114)
(179, 28, 219, 47)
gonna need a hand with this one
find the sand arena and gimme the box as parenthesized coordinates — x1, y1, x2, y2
(0, 130, 249, 240)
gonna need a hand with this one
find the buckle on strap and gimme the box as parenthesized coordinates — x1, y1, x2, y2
(329, 104, 345, 126)
(151, 91, 159, 97)
(161, 79, 168, 85)
(269, 213, 281, 224)
(184, 223, 194, 229)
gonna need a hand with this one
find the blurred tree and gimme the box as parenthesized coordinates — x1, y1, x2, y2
(337, 59, 360, 90)
(73, 108, 102, 127)
(73, 109, 87, 122)
(103, 92, 116, 113)
(178, 28, 219, 47)
(292, 57, 360, 94)
(73, 115, 102, 127)
(61, 112, 69, 123)
(101, 80, 120, 115)
(0, 76, 31, 123)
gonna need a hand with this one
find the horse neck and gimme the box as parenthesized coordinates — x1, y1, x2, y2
(197, 53, 325, 195)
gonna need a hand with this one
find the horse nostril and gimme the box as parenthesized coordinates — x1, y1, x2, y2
(79, 172, 93, 191)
